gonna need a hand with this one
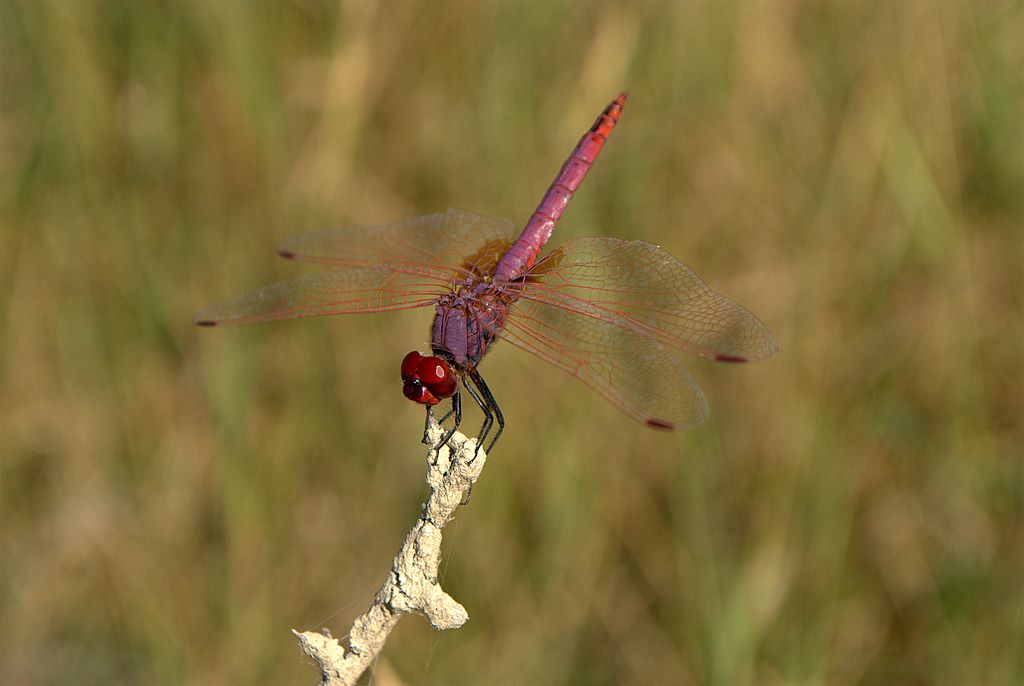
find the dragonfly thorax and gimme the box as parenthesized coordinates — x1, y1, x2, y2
(431, 286, 514, 369)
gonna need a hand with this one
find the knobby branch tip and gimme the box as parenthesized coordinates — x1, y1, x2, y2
(293, 420, 486, 686)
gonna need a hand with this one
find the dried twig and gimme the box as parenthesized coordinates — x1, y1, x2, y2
(293, 419, 485, 685)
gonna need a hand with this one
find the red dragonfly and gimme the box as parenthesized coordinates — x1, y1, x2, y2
(195, 93, 778, 452)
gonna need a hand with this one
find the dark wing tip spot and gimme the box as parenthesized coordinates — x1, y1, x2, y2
(194, 319, 218, 327)
(277, 248, 296, 259)
(646, 418, 675, 430)
(715, 354, 748, 363)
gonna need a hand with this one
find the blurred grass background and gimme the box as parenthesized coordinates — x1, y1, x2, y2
(2, 0, 1022, 684)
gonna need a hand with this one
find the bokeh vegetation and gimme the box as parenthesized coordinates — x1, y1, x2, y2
(2, 1, 1022, 684)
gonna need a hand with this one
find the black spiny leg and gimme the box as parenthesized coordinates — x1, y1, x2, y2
(424, 397, 458, 443)
(461, 371, 493, 459)
(436, 402, 457, 426)
(431, 390, 462, 449)
(422, 404, 435, 444)
(469, 369, 504, 454)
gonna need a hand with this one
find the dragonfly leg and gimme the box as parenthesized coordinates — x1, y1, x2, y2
(424, 400, 457, 444)
(421, 405, 433, 444)
(461, 371, 493, 460)
(470, 369, 504, 454)
(437, 401, 457, 426)
(435, 390, 462, 450)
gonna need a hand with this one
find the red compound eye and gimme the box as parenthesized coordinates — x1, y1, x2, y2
(402, 380, 429, 403)
(400, 351, 456, 405)
(401, 351, 423, 380)
(417, 356, 447, 384)
(417, 355, 456, 398)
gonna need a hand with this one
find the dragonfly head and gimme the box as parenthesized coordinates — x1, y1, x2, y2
(401, 351, 457, 405)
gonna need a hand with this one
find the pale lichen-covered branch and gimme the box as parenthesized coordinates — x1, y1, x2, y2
(293, 421, 485, 686)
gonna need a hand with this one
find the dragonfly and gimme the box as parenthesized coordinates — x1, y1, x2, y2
(195, 93, 779, 453)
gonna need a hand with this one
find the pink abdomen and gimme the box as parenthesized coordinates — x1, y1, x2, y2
(493, 93, 628, 282)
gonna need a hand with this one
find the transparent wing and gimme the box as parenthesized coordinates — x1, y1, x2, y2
(501, 296, 709, 429)
(277, 208, 519, 279)
(195, 209, 520, 326)
(193, 267, 444, 326)
(521, 237, 779, 362)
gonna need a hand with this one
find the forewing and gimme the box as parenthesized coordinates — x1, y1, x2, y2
(523, 237, 779, 362)
(196, 209, 519, 326)
(193, 267, 444, 326)
(277, 209, 519, 278)
(501, 296, 709, 429)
